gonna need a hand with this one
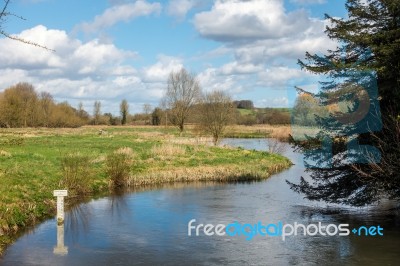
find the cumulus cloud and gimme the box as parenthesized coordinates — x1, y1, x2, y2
(194, 0, 316, 42)
(0, 25, 136, 77)
(141, 55, 183, 82)
(220, 62, 263, 75)
(256, 66, 308, 88)
(75, 0, 161, 34)
(197, 64, 309, 96)
(197, 67, 245, 93)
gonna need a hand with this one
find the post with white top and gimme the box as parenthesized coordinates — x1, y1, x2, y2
(53, 190, 68, 225)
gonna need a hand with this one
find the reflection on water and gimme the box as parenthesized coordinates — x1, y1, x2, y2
(1, 139, 399, 265)
(53, 224, 67, 256)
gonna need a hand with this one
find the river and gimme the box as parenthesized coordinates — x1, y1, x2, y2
(1, 139, 399, 265)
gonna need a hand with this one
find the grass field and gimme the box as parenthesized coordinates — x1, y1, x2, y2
(0, 125, 292, 253)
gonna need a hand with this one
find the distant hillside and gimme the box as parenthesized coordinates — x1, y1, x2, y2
(236, 107, 291, 125)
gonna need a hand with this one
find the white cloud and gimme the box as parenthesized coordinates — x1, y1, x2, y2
(194, 0, 314, 42)
(257, 66, 305, 88)
(0, 25, 136, 78)
(220, 62, 263, 75)
(198, 67, 244, 93)
(75, 0, 161, 34)
(197, 64, 313, 97)
(141, 55, 183, 82)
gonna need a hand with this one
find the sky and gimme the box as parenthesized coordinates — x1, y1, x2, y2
(0, 0, 348, 114)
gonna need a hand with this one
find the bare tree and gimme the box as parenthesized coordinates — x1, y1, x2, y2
(93, 101, 101, 125)
(163, 68, 201, 133)
(0, 0, 53, 50)
(77, 102, 89, 122)
(199, 90, 234, 145)
(120, 99, 129, 125)
(143, 103, 152, 125)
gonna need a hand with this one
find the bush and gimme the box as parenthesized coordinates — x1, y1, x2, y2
(106, 147, 134, 188)
(60, 153, 92, 196)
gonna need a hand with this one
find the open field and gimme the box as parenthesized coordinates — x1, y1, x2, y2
(0, 125, 292, 253)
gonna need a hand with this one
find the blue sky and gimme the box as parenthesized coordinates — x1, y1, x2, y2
(0, 0, 347, 114)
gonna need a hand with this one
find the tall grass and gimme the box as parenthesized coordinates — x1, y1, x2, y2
(268, 126, 291, 141)
(60, 152, 92, 197)
(150, 143, 186, 158)
(224, 124, 291, 141)
(106, 147, 134, 188)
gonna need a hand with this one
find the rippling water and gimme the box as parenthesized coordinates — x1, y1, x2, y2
(1, 139, 399, 265)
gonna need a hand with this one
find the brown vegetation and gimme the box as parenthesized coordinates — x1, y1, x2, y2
(0, 83, 87, 128)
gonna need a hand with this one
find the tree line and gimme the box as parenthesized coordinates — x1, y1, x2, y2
(0, 83, 88, 128)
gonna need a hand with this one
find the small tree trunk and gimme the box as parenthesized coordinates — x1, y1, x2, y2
(213, 135, 219, 146)
(179, 123, 184, 135)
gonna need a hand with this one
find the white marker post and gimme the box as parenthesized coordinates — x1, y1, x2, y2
(53, 190, 68, 225)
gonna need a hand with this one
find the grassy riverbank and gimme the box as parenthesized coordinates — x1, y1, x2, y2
(0, 125, 291, 254)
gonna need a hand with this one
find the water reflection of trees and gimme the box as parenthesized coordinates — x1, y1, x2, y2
(65, 201, 92, 242)
(109, 189, 130, 218)
(64, 192, 131, 239)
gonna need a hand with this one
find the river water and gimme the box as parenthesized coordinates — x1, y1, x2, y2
(1, 139, 399, 265)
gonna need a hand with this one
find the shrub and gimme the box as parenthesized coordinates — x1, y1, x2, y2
(106, 147, 134, 188)
(60, 153, 92, 197)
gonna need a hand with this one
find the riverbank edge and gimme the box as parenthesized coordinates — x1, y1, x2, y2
(0, 146, 292, 255)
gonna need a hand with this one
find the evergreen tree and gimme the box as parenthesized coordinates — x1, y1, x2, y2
(289, 0, 400, 206)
